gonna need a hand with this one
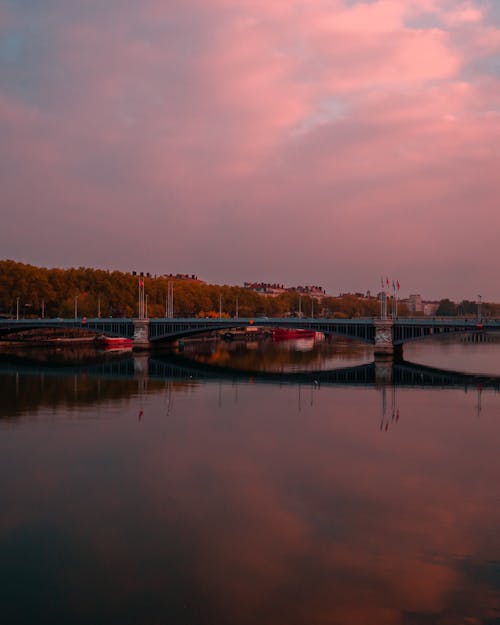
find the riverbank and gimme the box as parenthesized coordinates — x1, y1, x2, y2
(0, 336, 97, 348)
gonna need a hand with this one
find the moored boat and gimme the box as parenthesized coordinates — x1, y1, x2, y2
(97, 336, 133, 348)
(272, 328, 317, 341)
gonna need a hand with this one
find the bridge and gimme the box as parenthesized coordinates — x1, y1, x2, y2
(1, 316, 499, 356)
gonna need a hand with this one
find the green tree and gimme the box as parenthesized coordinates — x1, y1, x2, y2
(436, 299, 457, 316)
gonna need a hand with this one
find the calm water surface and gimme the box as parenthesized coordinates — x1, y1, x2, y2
(1, 336, 500, 625)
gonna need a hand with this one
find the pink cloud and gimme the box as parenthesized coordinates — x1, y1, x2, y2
(0, 0, 499, 297)
(441, 2, 484, 26)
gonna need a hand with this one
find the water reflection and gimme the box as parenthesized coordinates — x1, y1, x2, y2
(1, 342, 500, 624)
(1, 346, 499, 423)
(405, 334, 500, 376)
(179, 334, 374, 372)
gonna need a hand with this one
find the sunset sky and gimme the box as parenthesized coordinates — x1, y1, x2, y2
(1, 0, 499, 300)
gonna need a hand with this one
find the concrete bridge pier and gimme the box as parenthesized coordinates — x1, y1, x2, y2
(374, 319, 394, 356)
(133, 319, 151, 349)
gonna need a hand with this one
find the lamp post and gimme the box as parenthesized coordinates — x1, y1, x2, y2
(74, 296, 78, 319)
(16, 297, 20, 320)
(41, 298, 45, 319)
(380, 291, 387, 320)
(166, 281, 173, 318)
(138, 275, 146, 319)
(477, 294, 482, 322)
(391, 282, 398, 319)
(97, 295, 101, 318)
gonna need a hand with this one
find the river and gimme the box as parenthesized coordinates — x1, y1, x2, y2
(1, 335, 500, 624)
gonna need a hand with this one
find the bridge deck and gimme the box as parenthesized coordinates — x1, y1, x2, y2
(1, 317, 499, 346)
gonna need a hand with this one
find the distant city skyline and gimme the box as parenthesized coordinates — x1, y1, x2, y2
(1, 1, 499, 301)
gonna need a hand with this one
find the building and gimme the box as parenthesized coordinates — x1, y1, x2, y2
(243, 282, 287, 296)
(163, 273, 203, 281)
(243, 282, 326, 298)
(408, 294, 423, 313)
(423, 301, 439, 316)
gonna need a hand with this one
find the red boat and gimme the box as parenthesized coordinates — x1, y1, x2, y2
(272, 328, 317, 341)
(97, 336, 133, 348)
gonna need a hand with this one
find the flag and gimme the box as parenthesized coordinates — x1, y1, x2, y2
(380, 276, 384, 289)
(396, 280, 400, 291)
(392, 280, 395, 291)
(386, 276, 389, 286)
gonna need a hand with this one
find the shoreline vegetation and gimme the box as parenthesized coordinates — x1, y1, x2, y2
(1, 260, 499, 322)
(0, 259, 382, 320)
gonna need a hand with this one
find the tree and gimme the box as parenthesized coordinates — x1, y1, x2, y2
(436, 299, 457, 316)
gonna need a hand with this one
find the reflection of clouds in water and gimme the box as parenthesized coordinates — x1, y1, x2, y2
(2, 379, 500, 622)
(139, 385, 500, 622)
(404, 339, 500, 376)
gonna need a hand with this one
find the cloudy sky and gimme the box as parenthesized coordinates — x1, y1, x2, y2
(1, 0, 499, 299)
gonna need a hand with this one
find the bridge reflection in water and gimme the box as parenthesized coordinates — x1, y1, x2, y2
(1, 352, 499, 390)
(0, 353, 495, 433)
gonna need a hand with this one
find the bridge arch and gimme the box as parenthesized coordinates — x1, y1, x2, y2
(393, 323, 497, 346)
(148, 318, 375, 345)
(0, 318, 135, 339)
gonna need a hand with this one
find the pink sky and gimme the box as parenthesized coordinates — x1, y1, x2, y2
(0, 0, 499, 300)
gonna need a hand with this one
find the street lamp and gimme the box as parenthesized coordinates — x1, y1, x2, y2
(74, 295, 78, 319)
(16, 297, 20, 320)
(166, 281, 174, 319)
(477, 294, 482, 322)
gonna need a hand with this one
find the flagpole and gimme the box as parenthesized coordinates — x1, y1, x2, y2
(380, 277, 385, 320)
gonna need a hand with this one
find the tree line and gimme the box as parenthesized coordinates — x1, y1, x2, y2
(0, 260, 396, 319)
(436, 298, 500, 317)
